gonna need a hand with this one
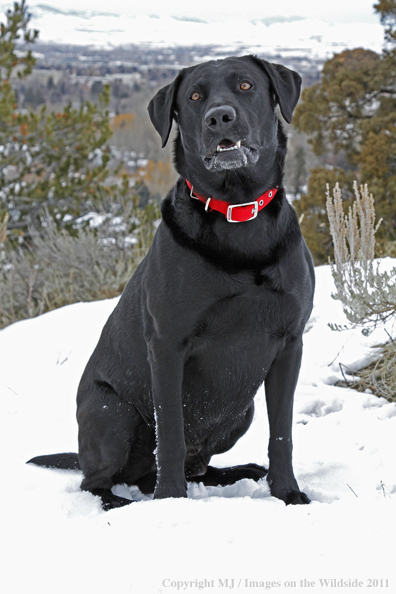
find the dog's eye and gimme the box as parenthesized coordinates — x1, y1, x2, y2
(190, 92, 201, 101)
(240, 82, 252, 90)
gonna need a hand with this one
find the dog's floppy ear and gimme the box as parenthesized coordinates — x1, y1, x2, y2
(147, 73, 183, 148)
(250, 56, 302, 124)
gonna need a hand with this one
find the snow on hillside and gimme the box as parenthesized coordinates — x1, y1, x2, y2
(1, 263, 396, 593)
(0, 2, 384, 58)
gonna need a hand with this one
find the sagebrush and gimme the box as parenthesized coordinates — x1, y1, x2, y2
(326, 181, 395, 334)
(326, 181, 396, 401)
(0, 200, 160, 328)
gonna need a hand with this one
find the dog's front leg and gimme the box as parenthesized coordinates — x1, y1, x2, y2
(149, 338, 187, 499)
(264, 338, 310, 505)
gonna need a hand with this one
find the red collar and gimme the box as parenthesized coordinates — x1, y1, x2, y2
(186, 180, 278, 223)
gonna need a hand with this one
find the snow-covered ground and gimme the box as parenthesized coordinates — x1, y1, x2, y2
(1, 263, 395, 593)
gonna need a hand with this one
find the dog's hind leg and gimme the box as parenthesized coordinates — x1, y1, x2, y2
(77, 380, 145, 510)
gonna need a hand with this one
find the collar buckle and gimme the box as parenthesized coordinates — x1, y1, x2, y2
(189, 184, 212, 212)
(227, 201, 258, 223)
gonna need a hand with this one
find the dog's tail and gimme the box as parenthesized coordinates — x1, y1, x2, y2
(26, 453, 80, 470)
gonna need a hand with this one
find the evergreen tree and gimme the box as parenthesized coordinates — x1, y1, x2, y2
(0, 2, 125, 244)
(293, 1, 396, 262)
(0, 3, 161, 328)
(375, 0, 396, 45)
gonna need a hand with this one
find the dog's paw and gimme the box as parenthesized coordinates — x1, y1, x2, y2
(267, 472, 310, 505)
(285, 490, 311, 505)
(236, 463, 268, 481)
(91, 488, 134, 511)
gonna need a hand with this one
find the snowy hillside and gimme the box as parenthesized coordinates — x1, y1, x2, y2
(1, 263, 395, 593)
(0, 2, 384, 58)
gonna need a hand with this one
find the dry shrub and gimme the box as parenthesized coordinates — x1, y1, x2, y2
(326, 181, 395, 333)
(0, 203, 159, 328)
(326, 181, 396, 401)
(326, 181, 382, 268)
(337, 339, 396, 401)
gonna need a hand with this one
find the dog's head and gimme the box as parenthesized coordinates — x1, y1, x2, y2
(148, 55, 301, 176)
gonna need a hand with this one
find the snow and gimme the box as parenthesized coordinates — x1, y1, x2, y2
(1, 263, 396, 593)
(0, 2, 384, 58)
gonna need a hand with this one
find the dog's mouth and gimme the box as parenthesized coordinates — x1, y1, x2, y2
(203, 138, 259, 171)
(216, 139, 241, 152)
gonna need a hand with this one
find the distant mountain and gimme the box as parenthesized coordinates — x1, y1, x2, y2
(1, 4, 384, 59)
(32, 3, 121, 19)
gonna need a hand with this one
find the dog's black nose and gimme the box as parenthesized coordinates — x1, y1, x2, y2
(204, 105, 236, 131)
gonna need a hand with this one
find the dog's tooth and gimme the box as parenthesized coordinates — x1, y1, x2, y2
(216, 142, 241, 153)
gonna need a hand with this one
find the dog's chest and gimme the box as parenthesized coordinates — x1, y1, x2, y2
(186, 286, 299, 354)
(181, 287, 299, 409)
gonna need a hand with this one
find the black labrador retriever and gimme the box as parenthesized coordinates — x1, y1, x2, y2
(28, 55, 315, 510)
